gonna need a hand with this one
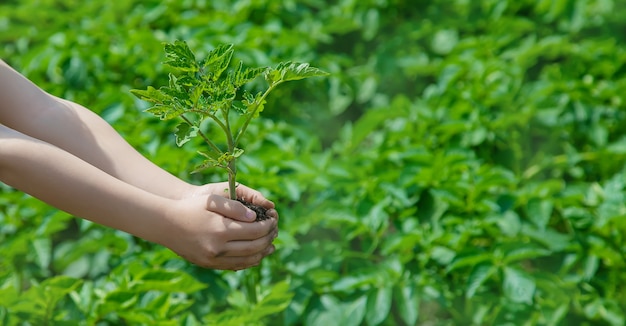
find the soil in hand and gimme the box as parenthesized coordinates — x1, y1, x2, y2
(237, 198, 271, 221)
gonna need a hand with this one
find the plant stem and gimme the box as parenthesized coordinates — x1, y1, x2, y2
(222, 104, 238, 200)
(227, 160, 237, 200)
(180, 115, 223, 156)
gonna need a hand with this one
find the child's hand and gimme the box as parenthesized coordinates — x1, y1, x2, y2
(159, 194, 278, 270)
(183, 182, 278, 222)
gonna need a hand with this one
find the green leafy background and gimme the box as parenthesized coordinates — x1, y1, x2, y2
(1, 0, 626, 325)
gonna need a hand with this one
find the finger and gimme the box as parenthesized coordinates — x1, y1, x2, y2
(205, 194, 257, 222)
(266, 208, 279, 220)
(222, 227, 278, 257)
(201, 245, 276, 270)
(230, 244, 276, 270)
(235, 183, 275, 209)
(222, 217, 277, 241)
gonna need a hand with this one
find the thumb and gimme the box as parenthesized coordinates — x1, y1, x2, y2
(205, 194, 256, 222)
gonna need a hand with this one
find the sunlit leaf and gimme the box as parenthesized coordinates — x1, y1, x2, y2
(394, 284, 419, 326)
(503, 266, 535, 304)
(163, 40, 199, 72)
(365, 286, 392, 325)
(466, 262, 496, 298)
(174, 122, 198, 147)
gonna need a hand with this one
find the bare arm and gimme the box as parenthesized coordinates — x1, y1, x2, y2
(0, 59, 278, 270)
(0, 124, 171, 239)
(0, 59, 193, 199)
(0, 125, 277, 270)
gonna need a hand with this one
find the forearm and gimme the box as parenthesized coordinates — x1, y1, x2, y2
(36, 96, 195, 199)
(0, 125, 174, 244)
(0, 59, 195, 199)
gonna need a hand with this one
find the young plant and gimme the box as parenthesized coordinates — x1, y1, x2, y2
(131, 41, 328, 219)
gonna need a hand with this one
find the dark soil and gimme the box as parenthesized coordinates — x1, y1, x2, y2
(237, 198, 271, 222)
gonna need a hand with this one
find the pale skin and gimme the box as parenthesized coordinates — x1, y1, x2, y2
(0, 59, 278, 270)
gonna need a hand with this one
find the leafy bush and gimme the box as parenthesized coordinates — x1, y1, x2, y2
(1, 0, 626, 325)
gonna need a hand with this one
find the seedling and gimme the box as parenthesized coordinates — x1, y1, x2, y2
(131, 41, 328, 220)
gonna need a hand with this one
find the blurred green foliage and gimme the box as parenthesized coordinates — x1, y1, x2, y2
(1, 0, 626, 325)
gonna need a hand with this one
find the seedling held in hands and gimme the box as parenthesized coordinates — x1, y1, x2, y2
(131, 41, 328, 220)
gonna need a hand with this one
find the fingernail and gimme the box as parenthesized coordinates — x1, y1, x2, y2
(246, 209, 256, 220)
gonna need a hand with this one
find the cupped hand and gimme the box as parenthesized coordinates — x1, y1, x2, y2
(160, 194, 278, 270)
(183, 182, 278, 222)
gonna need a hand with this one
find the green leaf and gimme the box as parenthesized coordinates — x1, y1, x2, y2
(582, 255, 599, 281)
(526, 198, 553, 230)
(163, 40, 199, 72)
(30, 237, 51, 269)
(521, 224, 571, 252)
(103, 290, 139, 310)
(267, 61, 329, 85)
(466, 262, 497, 299)
(232, 147, 244, 158)
(503, 245, 552, 264)
(201, 43, 234, 80)
(253, 281, 294, 317)
(330, 274, 377, 293)
(174, 122, 198, 146)
(206, 282, 293, 326)
(132, 85, 186, 120)
(503, 266, 535, 304)
(229, 61, 266, 88)
(365, 286, 392, 326)
(132, 269, 207, 293)
(145, 104, 185, 120)
(305, 294, 367, 326)
(394, 284, 419, 326)
(446, 251, 492, 273)
(497, 210, 521, 236)
(130, 86, 170, 104)
(242, 91, 266, 119)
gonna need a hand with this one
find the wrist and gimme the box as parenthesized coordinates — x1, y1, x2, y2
(178, 183, 204, 200)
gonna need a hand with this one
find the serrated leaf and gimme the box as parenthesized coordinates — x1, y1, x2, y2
(252, 99, 266, 118)
(229, 62, 266, 88)
(202, 44, 234, 81)
(242, 90, 255, 104)
(232, 100, 246, 114)
(198, 150, 220, 160)
(145, 104, 185, 120)
(270, 61, 329, 84)
(192, 159, 217, 174)
(192, 151, 234, 172)
(163, 40, 199, 72)
(232, 147, 244, 158)
(174, 122, 198, 146)
(130, 86, 170, 104)
(201, 44, 233, 68)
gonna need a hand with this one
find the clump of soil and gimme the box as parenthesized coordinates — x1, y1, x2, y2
(237, 198, 271, 221)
